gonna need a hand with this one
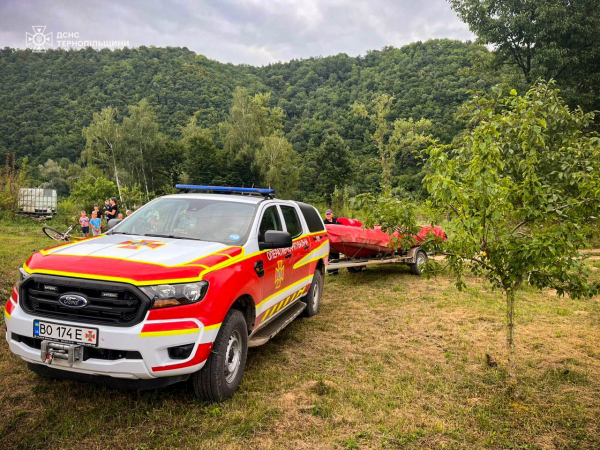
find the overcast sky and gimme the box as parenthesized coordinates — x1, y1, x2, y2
(0, 0, 474, 65)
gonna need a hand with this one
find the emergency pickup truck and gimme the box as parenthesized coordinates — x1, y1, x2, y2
(4, 186, 329, 401)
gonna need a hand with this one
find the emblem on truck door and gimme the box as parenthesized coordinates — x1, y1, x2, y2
(275, 260, 284, 288)
(58, 294, 88, 308)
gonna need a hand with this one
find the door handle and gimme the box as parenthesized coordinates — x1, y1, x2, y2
(254, 260, 264, 277)
(303, 245, 310, 251)
(285, 253, 292, 259)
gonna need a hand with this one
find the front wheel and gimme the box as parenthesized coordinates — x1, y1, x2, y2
(303, 269, 324, 317)
(192, 309, 248, 402)
(42, 226, 67, 241)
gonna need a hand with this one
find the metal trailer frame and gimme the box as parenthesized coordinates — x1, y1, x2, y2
(327, 246, 425, 273)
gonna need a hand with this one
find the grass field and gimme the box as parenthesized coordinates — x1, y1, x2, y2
(1, 218, 599, 449)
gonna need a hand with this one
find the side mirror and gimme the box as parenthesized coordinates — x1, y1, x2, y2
(259, 230, 292, 250)
(107, 218, 122, 231)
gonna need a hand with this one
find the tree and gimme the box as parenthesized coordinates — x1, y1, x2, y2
(220, 88, 285, 187)
(423, 82, 600, 389)
(352, 94, 395, 195)
(389, 118, 434, 198)
(38, 159, 69, 197)
(220, 88, 283, 159)
(255, 133, 299, 199)
(181, 116, 221, 185)
(450, 0, 600, 109)
(122, 99, 165, 199)
(312, 133, 352, 204)
(69, 176, 117, 212)
(81, 107, 124, 201)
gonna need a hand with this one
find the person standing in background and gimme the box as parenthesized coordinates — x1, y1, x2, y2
(79, 210, 90, 238)
(90, 211, 102, 236)
(323, 209, 340, 274)
(106, 197, 118, 221)
(103, 199, 110, 220)
(323, 209, 339, 225)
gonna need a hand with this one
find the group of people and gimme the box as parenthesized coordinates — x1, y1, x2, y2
(78, 197, 132, 238)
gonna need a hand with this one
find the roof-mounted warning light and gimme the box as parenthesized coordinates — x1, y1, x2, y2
(175, 185, 275, 199)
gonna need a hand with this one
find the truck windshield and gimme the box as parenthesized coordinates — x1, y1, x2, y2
(111, 198, 257, 245)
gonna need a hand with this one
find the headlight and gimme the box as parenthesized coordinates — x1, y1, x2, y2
(141, 282, 209, 309)
(15, 268, 29, 290)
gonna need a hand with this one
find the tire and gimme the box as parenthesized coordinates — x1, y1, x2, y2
(347, 266, 364, 273)
(303, 269, 324, 317)
(409, 250, 428, 276)
(191, 309, 248, 402)
(42, 226, 67, 241)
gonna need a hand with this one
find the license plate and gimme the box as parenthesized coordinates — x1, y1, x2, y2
(33, 320, 99, 347)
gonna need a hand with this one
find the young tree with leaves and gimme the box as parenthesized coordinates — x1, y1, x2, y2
(423, 82, 600, 388)
(255, 133, 299, 198)
(81, 107, 124, 201)
(122, 99, 165, 200)
(352, 94, 394, 195)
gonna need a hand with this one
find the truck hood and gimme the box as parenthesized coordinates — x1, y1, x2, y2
(43, 234, 229, 266)
(25, 234, 241, 285)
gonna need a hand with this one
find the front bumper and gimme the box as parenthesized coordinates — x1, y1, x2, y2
(5, 296, 218, 380)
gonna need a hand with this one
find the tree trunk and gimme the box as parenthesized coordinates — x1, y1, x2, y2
(505, 289, 517, 388)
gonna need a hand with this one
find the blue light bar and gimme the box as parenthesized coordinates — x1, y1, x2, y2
(175, 185, 275, 196)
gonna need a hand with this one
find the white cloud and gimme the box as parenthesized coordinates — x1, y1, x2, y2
(0, 0, 474, 65)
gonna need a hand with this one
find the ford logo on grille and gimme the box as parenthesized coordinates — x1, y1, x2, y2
(58, 294, 88, 308)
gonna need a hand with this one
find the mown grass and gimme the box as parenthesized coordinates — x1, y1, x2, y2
(1, 218, 599, 449)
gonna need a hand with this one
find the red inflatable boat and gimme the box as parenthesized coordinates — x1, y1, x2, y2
(326, 218, 446, 258)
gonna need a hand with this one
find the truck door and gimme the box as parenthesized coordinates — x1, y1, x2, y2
(257, 205, 293, 304)
(280, 204, 311, 281)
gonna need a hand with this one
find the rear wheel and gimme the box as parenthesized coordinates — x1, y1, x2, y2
(192, 309, 248, 402)
(42, 226, 66, 241)
(347, 266, 364, 273)
(303, 269, 323, 317)
(409, 250, 428, 276)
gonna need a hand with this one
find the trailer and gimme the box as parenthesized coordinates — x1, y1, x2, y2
(327, 246, 429, 276)
(18, 188, 57, 217)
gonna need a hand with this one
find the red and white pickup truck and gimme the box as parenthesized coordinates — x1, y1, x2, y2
(4, 186, 329, 401)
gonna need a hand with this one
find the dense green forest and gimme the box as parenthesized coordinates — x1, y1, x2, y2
(0, 39, 500, 205)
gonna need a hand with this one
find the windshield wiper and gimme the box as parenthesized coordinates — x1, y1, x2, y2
(143, 233, 205, 241)
(109, 231, 134, 235)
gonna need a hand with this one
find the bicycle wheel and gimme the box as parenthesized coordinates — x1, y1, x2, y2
(42, 226, 67, 241)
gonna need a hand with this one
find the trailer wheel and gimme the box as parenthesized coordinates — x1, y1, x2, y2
(191, 309, 248, 402)
(347, 266, 364, 273)
(409, 250, 428, 276)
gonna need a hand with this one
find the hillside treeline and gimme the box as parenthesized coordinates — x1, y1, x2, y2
(0, 40, 499, 204)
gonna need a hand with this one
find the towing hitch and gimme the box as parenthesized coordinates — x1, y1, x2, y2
(40, 341, 83, 367)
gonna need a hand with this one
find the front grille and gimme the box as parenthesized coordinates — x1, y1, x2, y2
(20, 275, 150, 327)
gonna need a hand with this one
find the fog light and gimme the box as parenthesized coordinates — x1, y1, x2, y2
(168, 343, 194, 360)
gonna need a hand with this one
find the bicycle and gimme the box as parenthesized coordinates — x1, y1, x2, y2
(42, 224, 86, 241)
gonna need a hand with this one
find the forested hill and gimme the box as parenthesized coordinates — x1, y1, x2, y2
(0, 39, 495, 165)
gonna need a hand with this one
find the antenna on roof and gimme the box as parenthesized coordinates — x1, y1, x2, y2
(175, 185, 275, 199)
